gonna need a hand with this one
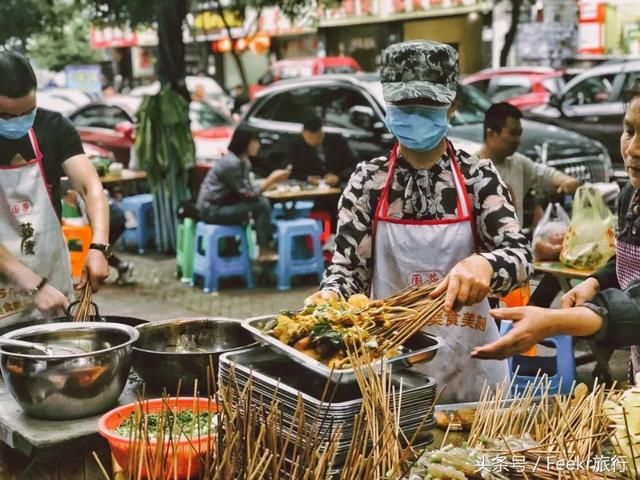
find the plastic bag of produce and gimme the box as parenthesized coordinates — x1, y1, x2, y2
(560, 185, 616, 270)
(532, 202, 570, 261)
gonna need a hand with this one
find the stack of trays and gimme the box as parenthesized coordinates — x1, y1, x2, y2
(219, 346, 437, 465)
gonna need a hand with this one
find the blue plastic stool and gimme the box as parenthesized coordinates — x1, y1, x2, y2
(275, 219, 324, 291)
(120, 194, 155, 254)
(176, 218, 197, 283)
(500, 320, 576, 396)
(192, 222, 254, 293)
(272, 201, 315, 221)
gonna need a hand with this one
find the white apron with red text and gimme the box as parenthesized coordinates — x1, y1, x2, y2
(0, 129, 74, 327)
(370, 143, 509, 404)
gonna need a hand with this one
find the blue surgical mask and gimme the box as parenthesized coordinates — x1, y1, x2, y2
(384, 104, 449, 152)
(0, 109, 37, 140)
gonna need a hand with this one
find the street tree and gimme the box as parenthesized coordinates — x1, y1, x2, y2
(27, 10, 101, 72)
(499, 0, 522, 67)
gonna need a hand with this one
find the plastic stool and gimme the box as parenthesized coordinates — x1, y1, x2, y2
(500, 320, 576, 396)
(62, 224, 93, 280)
(176, 218, 196, 283)
(309, 211, 332, 245)
(246, 223, 257, 260)
(272, 201, 315, 221)
(192, 222, 254, 293)
(275, 219, 324, 291)
(120, 194, 155, 254)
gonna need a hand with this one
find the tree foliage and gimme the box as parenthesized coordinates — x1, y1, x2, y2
(0, 0, 61, 47)
(0, 0, 339, 86)
(27, 10, 101, 71)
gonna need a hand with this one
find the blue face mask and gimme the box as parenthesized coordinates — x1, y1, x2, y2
(0, 109, 37, 140)
(384, 104, 449, 152)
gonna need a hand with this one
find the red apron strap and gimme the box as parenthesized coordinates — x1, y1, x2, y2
(27, 128, 54, 201)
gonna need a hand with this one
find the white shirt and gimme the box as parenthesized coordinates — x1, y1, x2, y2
(478, 151, 561, 222)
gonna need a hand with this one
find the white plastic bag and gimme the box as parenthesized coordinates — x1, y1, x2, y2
(560, 186, 616, 270)
(532, 202, 570, 261)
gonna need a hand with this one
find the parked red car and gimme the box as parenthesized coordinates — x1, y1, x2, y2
(68, 95, 235, 167)
(249, 56, 362, 99)
(462, 67, 565, 111)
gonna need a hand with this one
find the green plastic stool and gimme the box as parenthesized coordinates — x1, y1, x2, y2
(246, 223, 258, 260)
(176, 218, 197, 283)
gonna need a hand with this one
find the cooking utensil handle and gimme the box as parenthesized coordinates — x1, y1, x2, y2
(0, 338, 50, 354)
(65, 301, 104, 321)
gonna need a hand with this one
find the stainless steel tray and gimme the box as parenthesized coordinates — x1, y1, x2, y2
(220, 345, 436, 410)
(241, 315, 443, 382)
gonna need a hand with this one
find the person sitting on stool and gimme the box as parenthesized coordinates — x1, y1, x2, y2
(196, 128, 290, 262)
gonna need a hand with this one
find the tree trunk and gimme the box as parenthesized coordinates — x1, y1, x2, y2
(156, 0, 190, 101)
(500, 0, 521, 67)
(214, 2, 250, 91)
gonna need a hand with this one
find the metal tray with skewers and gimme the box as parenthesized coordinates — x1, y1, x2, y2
(241, 315, 443, 382)
(219, 345, 437, 465)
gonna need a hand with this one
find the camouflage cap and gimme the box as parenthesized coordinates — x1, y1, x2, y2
(380, 40, 459, 104)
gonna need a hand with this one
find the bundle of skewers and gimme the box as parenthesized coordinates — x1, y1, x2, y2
(71, 283, 98, 322)
(96, 348, 428, 480)
(96, 350, 640, 480)
(408, 374, 628, 479)
(266, 281, 446, 369)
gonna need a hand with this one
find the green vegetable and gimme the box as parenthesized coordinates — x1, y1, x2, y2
(114, 409, 218, 440)
(310, 320, 344, 347)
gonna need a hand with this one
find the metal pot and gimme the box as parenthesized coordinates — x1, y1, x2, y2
(0, 301, 150, 338)
(0, 322, 139, 420)
(132, 318, 256, 393)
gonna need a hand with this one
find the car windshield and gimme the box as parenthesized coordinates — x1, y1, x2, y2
(541, 77, 565, 93)
(452, 85, 492, 125)
(362, 78, 491, 125)
(189, 102, 232, 129)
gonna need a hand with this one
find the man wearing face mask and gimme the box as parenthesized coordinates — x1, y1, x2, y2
(306, 40, 533, 404)
(0, 51, 110, 326)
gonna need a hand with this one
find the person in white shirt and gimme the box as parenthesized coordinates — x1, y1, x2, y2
(477, 102, 580, 225)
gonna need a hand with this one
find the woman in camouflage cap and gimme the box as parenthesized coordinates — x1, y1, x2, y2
(306, 40, 533, 404)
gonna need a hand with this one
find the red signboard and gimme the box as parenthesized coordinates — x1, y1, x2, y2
(90, 27, 139, 48)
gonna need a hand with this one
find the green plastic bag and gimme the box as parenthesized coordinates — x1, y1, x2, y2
(560, 185, 616, 271)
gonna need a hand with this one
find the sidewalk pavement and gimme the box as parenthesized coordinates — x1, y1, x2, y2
(96, 253, 319, 321)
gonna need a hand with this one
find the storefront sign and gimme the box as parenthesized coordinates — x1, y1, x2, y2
(253, 6, 316, 35)
(578, 0, 605, 54)
(131, 47, 155, 78)
(64, 65, 102, 95)
(64, 65, 102, 96)
(90, 26, 158, 48)
(388, 0, 476, 13)
(323, 0, 375, 19)
(90, 26, 137, 48)
(193, 10, 243, 33)
(211, 34, 271, 54)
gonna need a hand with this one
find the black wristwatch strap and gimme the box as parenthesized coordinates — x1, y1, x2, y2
(27, 277, 48, 296)
(90, 243, 112, 258)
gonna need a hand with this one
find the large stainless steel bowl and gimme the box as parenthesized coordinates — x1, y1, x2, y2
(132, 318, 256, 393)
(0, 322, 139, 420)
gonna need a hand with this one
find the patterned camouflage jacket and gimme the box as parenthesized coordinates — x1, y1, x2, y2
(321, 148, 534, 298)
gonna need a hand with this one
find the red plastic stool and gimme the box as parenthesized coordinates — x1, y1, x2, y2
(309, 211, 332, 244)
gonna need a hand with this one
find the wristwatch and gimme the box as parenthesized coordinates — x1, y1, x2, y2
(26, 277, 48, 296)
(89, 243, 113, 259)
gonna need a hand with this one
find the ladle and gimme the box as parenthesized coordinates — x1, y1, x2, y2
(0, 338, 86, 356)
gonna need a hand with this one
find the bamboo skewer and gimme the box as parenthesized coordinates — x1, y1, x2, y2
(72, 282, 95, 322)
